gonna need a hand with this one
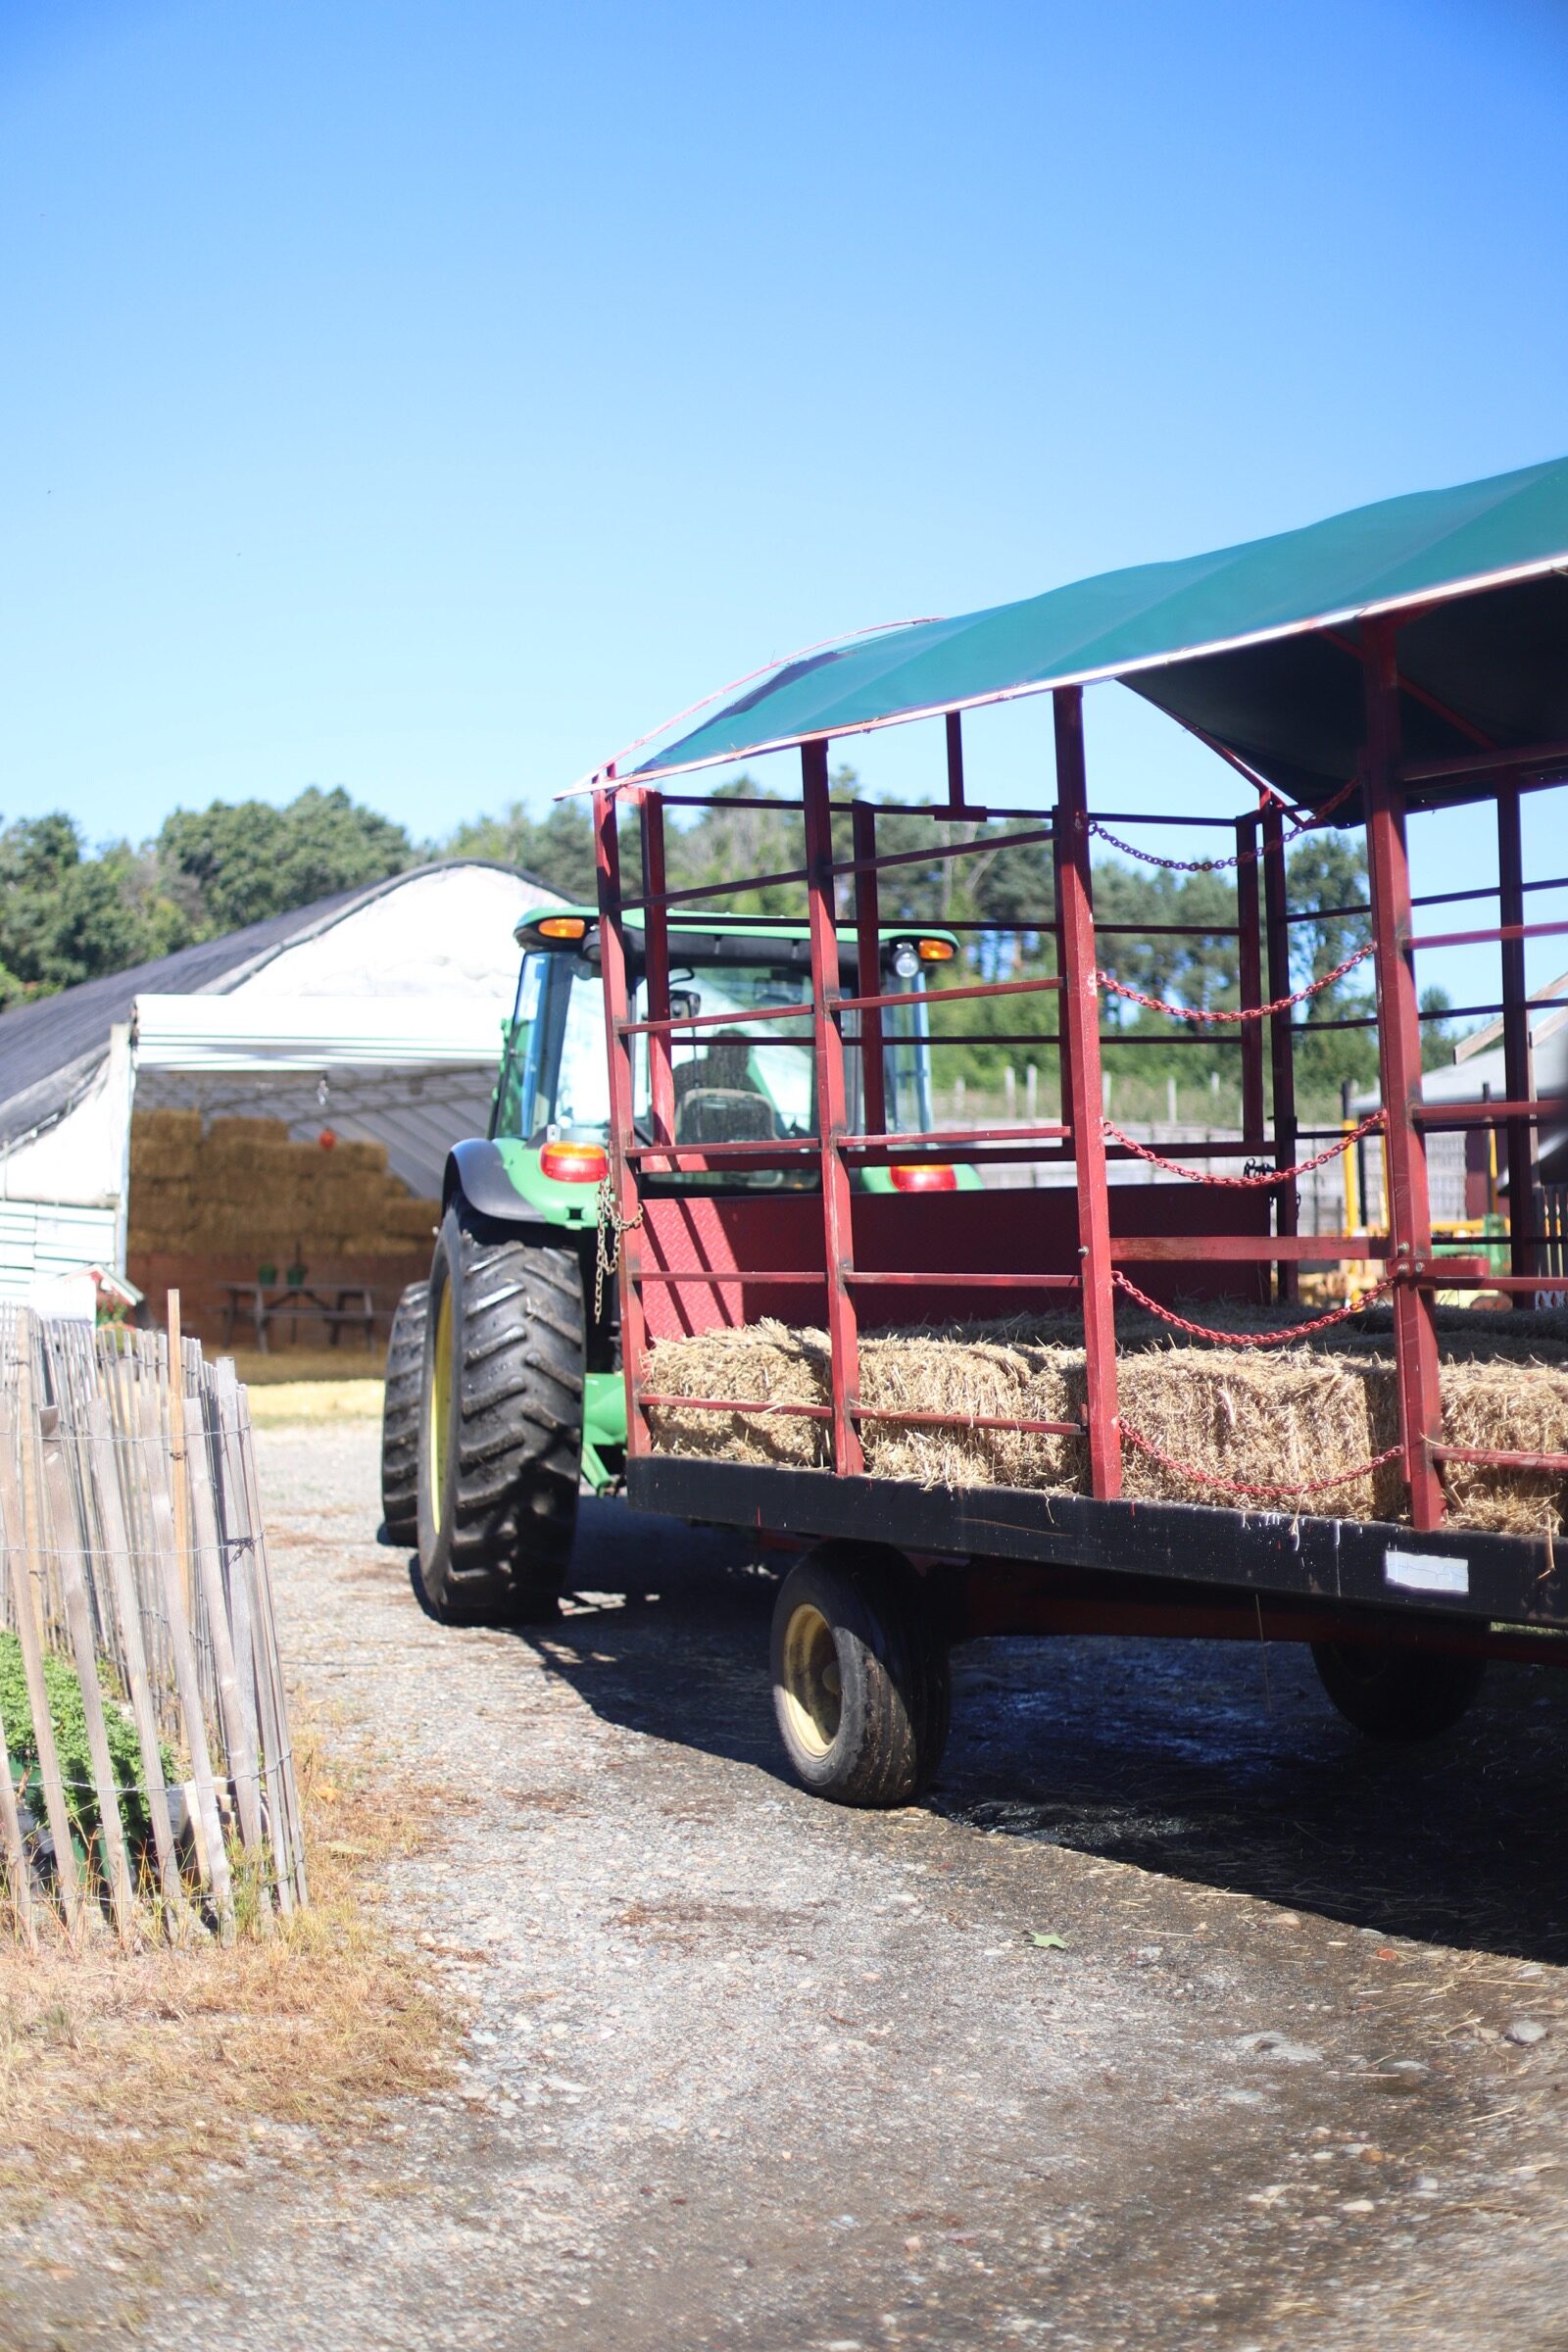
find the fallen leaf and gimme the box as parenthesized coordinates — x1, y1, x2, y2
(1027, 1932, 1068, 1951)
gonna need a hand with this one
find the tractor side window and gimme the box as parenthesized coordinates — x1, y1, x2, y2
(554, 968, 614, 1135)
(883, 990, 934, 1136)
(493, 952, 548, 1139)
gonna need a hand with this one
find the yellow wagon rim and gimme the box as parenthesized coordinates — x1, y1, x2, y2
(778, 1603, 842, 1756)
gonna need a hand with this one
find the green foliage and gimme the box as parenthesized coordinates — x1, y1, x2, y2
(0, 1630, 172, 1849)
(1420, 984, 1460, 1071)
(0, 761, 1469, 1128)
(156, 786, 414, 933)
(437, 799, 602, 902)
(0, 788, 416, 1009)
(0, 815, 187, 1009)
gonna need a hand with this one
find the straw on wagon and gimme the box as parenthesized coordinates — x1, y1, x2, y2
(642, 1308, 1568, 1536)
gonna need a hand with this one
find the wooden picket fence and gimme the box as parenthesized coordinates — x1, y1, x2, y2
(0, 1298, 306, 1950)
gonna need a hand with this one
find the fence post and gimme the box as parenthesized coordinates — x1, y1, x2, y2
(140, 1381, 236, 1940)
(185, 1372, 271, 1928)
(0, 1392, 85, 1939)
(0, 1681, 35, 1947)
(42, 1429, 139, 1947)
(86, 1394, 184, 1936)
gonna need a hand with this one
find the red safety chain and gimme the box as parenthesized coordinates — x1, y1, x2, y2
(1111, 1266, 1401, 1348)
(1120, 1422, 1405, 1500)
(1089, 775, 1359, 872)
(1097, 940, 1373, 1025)
(1103, 1109, 1386, 1190)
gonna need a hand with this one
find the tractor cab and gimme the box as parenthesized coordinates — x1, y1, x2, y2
(493, 906, 972, 1197)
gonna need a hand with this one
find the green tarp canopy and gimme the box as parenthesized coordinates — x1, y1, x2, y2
(632, 456, 1568, 808)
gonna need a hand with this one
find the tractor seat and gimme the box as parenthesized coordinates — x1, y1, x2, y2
(674, 1088, 778, 1145)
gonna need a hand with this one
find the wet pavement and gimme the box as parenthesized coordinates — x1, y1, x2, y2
(18, 1421, 1568, 2349)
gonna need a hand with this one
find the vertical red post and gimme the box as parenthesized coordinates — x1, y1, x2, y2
(945, 710, 966, 814)
(593, 785, 650, 1459)
(802, 741, 864, 1476)
(852, 799, 886, 1137)
(1053, 685, 1121, 1499)
(1496, 783, 1536, 1298)
(639, 789, 676, 1148)
(1362, 620, 1446, 1530)
(1261, 802, 1298, 1301)
(1052, 808, 1075, 1137)
(1236, 814, 1266, 1149)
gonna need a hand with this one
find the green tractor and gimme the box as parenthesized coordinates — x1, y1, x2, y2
(381, 902, 972, 1623)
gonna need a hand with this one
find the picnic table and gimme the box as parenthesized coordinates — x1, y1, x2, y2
(220, 1282, 380, 1353)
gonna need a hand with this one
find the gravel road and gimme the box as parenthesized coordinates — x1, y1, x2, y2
(24, 1417, 1568, 2348)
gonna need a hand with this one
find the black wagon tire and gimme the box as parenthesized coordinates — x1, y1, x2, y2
(770, 1544, 950, 1806)
(1311, 1639, 1486, 1741)
(380, 1281, 428, 1545)
(415, 1203, 584, 1624)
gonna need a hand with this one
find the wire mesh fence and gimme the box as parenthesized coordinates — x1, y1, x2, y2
(0, 1298, 306, 1950)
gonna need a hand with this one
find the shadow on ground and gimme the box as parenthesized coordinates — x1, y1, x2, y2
(417, 1494, 1568, 1966)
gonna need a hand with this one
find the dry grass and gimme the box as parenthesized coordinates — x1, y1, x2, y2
(245, 1377, 385, 1426)
(0, 1712, 454, 2234)
(232, 1348, 386, 1388)
(644, 1307, 1568, 1533)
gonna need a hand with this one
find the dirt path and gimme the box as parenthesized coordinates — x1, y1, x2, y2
(14, 1417, 1568, 2349)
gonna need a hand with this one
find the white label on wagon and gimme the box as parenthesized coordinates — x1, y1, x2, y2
(1384, 1548, 1469, 1597)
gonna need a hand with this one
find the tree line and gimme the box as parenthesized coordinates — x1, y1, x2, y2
(0, 778, 1456, 1101)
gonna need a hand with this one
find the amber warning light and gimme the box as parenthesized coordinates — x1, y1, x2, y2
(538, 916, 588, 941)
(916, 938, 955, 961)
(540, 1141, 609, 1184)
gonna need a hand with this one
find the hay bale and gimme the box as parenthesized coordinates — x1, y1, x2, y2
(332, 1140, 388, 1177)
(129, 1106, 203, 1178)
(206, 1115, 284, 1149)
(645, 1320, 830, 1467)
(643, 1312, 1568, 1536)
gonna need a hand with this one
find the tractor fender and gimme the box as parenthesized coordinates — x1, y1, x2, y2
(443, 1137, 536, 1227)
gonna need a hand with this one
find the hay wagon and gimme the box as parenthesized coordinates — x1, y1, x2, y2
(587, 459, 1568, 1804)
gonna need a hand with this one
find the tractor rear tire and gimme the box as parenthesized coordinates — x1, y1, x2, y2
(416, 1204, 583, 1624)
(770, 1544, 950, 1806)
(1311, 1639, 1486, 1741)
(380, 1281, 428, 1546)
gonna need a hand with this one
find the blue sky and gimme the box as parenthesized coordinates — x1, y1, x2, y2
(4, 0, 1567, 1001)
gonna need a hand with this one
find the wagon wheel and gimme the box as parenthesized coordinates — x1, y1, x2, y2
(1311, 1638, 1486, 1741)
(770, 1544, 950, 1805)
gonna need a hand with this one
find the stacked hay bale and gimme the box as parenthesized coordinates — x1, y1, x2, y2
(123, 1107, 204, 1254)
(642, 1308, 1568, 1537)
(127, 1111, 440, 1260)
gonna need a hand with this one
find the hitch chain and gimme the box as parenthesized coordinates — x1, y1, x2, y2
(594, 1177, 644, 1321)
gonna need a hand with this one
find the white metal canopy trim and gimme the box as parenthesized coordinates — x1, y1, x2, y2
(132, 995, 508, 1073)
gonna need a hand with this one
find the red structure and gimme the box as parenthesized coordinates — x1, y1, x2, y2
(583, 461, 1568, 1798)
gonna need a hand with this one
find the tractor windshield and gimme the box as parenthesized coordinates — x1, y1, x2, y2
(495, 949, 933, 1182)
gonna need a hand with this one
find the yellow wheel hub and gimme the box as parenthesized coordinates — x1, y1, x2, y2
(778, 1602, 842, 1756)
(426, 1280, 454, 1534)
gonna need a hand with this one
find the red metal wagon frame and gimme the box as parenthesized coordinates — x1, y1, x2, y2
(587, 459, 1568, 1656)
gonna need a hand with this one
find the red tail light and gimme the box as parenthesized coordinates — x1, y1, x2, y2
(540, 1142, 609, 1184)
(889, 1163, 957, 1193)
